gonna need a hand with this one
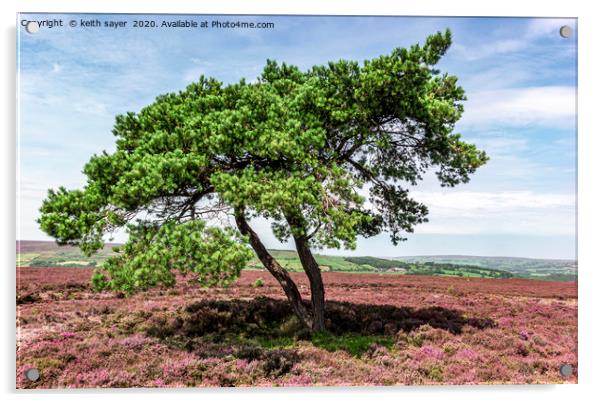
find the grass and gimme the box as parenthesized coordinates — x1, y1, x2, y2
(16, 253, 39, 266)
(223, 325, 395, 359)
(241, 331, 395, 358)
(310, 332, 394, 357)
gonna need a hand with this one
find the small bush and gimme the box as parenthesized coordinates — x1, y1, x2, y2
(261, 349, 299, 377)
(232, 345, 298, 378)
(447, 286, 465, 297)
(279, 316, 307, 338)
(234, 344, 264, 361)
(16, 293, 41, 305)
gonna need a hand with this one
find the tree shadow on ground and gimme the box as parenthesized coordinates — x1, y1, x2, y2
(145, 296, 496, 358)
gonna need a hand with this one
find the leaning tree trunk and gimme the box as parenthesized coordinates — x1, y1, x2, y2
(291, 235, 326, 332)
(284, 211, 326, 332)
(234, 207, 313, 329)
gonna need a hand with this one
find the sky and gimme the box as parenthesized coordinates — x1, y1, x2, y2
(17, 14, 577, 259)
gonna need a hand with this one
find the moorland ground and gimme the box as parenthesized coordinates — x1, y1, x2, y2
(16, 267, 577, 387)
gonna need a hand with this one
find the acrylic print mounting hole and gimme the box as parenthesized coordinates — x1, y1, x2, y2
(24, 368, 40, 382)
(25, 21, 39, 34)
(560, 25, 573, 38)
(559, 364, 574, 377)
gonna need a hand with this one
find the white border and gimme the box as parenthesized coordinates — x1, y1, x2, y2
(3, 1, 600, 402)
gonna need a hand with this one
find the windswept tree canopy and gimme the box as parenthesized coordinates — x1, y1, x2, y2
(39, 29, 487, 294)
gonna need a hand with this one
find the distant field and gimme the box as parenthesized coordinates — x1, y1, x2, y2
(396, 255, 577, 282)
(17, 241, 119, 268)
(16, 241, 577, 281)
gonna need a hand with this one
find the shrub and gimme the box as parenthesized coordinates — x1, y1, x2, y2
(261, 349, 299, 378)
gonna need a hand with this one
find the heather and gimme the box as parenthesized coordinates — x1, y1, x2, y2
(17, 268, 577, 388)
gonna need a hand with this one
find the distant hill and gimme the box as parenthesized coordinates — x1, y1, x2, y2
(15, 241, 576, 281)
(16, 240, 119, 268)
(395, 255, 577, 282)
(16, 240, 121, 253)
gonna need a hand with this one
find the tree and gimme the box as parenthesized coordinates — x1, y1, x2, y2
(38, 29, 487, 332)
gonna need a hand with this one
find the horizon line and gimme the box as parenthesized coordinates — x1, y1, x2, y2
(15, 240, 576, 262)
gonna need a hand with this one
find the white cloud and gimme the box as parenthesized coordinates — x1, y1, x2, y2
(459, 65, 533, 92)
(408, 190, 575, 236)
(18, 177, 85, 201)
(183, 67, 206, 83)
(452, 39, 525, 61)
(412, 190, 573, 211)
(470, 137, 529, 154)
(459, 86, 576, 128)
(182, 59, 215, 83)
(72, 99, 108, 116)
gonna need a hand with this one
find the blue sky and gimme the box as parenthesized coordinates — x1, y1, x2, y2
(17, 14, 577, 259)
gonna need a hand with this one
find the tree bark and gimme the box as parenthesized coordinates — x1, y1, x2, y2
(292, 235, 326, 331)
(284, 212, 326, 332)
(234, 207, 313, 329)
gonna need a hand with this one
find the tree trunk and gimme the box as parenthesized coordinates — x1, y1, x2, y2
(234, 207, 313, 329)
(292, 235, 326, 332)
(284, 211, 326, 332)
